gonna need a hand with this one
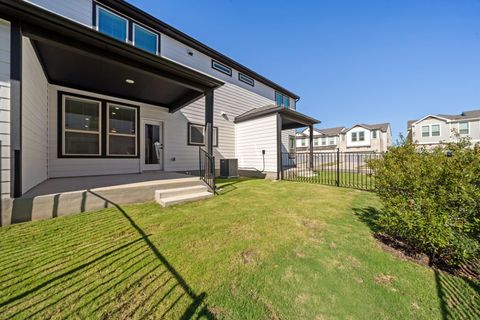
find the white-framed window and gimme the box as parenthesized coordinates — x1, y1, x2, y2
(62, 95, 102, 156)
(352, 132, 357, 142)
(321, 137, 327, 146)
(328, 137, 335, 145)
(187, 123, 219, 146)
(372, 130, 377, 139)
(96, 6, 128, 42)
(359, 131, 365, 141)
(314, 138, 319, 146)
(301, 139, 306, 146)
(422, 125, 430, 137)
(107, 103, 138, 156)
(431, 124, 440, 137)
(459, 121, 469, 135)
(133, 23, 158, 55)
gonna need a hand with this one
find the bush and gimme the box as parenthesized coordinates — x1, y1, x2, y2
(368, 138, 480, 266)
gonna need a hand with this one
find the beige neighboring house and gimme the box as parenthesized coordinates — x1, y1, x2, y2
(296, 123, 392, 153)
(407, 109, 480, 148)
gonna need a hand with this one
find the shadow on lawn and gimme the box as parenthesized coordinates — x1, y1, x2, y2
(0, 191, 216, 319)
(353, 206, 480, 320)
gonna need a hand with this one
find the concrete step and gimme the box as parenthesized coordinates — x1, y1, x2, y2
(155, 185, 208, 200)
(157, 191, 213, 207)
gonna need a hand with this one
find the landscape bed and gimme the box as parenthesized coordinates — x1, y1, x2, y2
(0, 178, 478, 319)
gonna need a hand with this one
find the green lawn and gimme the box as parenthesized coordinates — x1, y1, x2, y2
(0, 179, 478, 319)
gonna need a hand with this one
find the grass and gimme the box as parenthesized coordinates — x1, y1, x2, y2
(0, 179, 478, 319)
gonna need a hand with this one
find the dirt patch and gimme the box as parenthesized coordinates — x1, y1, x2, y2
(295, 293, 309, 305)
(241, 249, 257, 265)
(329, 242, 337, 250)
(374, 274, 396, 287)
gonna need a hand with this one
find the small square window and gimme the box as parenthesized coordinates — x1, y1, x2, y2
(133, 24, 158, 54)
(97, 7, 128, 42)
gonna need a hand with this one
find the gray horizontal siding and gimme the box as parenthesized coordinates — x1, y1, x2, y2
(0, 19, 10, 198)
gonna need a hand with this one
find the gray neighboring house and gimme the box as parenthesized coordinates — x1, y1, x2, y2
(296, 123, 392, 153)
(407, 109, 480, 148)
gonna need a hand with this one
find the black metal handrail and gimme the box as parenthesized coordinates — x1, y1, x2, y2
(280, 150, 383, 191)
(199, 147, 215, 193)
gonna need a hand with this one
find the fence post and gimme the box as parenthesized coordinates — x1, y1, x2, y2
(336, 148, 340, 187)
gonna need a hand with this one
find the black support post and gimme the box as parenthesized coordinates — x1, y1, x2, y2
(204, 89, 214, 156)
(276, 113, 282, 180)
(309, 125, 314, 170)
(10, 21, 22, 198)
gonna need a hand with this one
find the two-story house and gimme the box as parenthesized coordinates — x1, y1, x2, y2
(0, 0, 319, 224)
(407, 109, 480, 148)
(296, 123, 391, 153)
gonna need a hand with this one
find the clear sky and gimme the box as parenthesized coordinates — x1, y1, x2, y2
(129, 0, 480, 141)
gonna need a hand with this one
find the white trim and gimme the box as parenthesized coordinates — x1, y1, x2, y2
(458, 121, 470, 135)
(106, 103, 138, 156)
(141, 119, 164, 171)
(421, 123, 441, 138)
(411, 115, 450, 127)
(62, 95, 102, 156)
(96, 6, 129, 42)
(132, 23, 159, 55)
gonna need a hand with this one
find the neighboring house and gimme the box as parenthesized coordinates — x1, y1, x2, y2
(296, 123, 391, 153)
(407, 109, 480, 147)
(0, 1, 319, 220)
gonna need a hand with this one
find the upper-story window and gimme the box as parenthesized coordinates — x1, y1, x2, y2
(329, 137, 335, 145)
(275, 92, 290, 108)
(352, 132, 357, 142)
(459, 122, 469, 135)
(211, 60, 232, 76)
(133, 24, 158, 54)
(372, 130, 377, 139)
(238, 73, 254, 86)
(359, 131, 365, 141)
(321, 137, 327, 146)
(97, 7, 128, 42)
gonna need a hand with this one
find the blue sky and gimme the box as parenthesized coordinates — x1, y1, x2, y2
(130, 0, 480, 141)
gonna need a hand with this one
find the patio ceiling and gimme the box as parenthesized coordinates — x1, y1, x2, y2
(1, 0, 223, 111)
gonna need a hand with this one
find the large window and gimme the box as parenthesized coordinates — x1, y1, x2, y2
(187, 123, 218, 146)
(60, 93, 139, 158)
(63, 96, 101, 156)
(107, 104, 138, 156)
(97, 7, 128, 42)
(431, 124, 441, 137)
(459, 122, 469, 135)
(133, 24, 158, 54)
(275, 92, 290, 108)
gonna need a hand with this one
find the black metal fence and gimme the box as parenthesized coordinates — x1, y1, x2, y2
(199, 147, 216, 193)
(281, 150, 383, 191)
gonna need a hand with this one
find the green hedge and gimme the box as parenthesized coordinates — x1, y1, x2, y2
(368, 138, 480, 266)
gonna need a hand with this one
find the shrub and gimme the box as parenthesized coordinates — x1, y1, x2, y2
(368, 138, 480, 266)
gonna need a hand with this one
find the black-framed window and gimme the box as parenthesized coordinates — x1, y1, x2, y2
(187, 123, 218, 147)
(107, 103, 138, 156)
(62, 95, 102, 156)
(238, 73, 254, 86)
(211, 60, 232, 76)
(59, 92, 139, 158)
(275, 91, 290, 108)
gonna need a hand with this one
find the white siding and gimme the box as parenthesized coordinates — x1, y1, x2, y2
(160, 34, 279, 103)
(0, 20, 10, 198)
(22, 37, 48, 193)
(235, 114, 278, 173)
(24, 0, 93, 27)
(346, 126, 371, 148)
(48, 82, 274, 177)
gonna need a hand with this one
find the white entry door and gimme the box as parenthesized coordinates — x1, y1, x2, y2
(141, 120, 164, 171)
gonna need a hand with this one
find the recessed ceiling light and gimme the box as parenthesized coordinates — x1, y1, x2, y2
(126, 79, 135, 84)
